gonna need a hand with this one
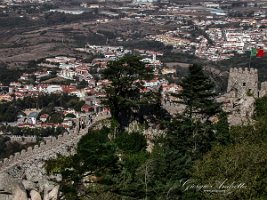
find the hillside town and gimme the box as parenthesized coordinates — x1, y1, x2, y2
(0, 0, 266, 63)
(0, 44, 182, 131)
(0, 0, 267, 200)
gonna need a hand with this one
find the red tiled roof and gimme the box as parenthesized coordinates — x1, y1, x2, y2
(62, 85, 77, 93)
(81, 104, 91, 109)
(40, 114, 49, 119)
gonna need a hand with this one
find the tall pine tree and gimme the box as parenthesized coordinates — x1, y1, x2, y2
(176, 64, 221, 121)
(102, 55, 158, 128)
(147, 64, 229, 199)
(170, 64, 223, 156)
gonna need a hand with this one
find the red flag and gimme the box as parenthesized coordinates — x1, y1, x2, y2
(256, 48, 264, 57)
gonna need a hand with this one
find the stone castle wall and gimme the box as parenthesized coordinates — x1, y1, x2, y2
(9, 136, 38, 143)
(223, 67, 264, 125)
(0, 112, 111, 173)
(8, 136, 63, 144)
(227, 67, 258, 98)
(260, 81, 267, 97)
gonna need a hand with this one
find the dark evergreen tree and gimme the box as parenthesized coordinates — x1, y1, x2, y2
(175, 64, 221, 120)
(147, 64, 229, 199)
(102, 55, 156, 128)
(46, 127, 149, 200)
(214, 111, 230, 145)
(169, 64, 224, 157)
(44, 64, 232, 200)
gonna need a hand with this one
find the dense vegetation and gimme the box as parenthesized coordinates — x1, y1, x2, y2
(159, 51, 204, 63)
(123, 40, 172, 52)
(46, 128, 148, 199)
(0, 10, 98, 29)
(0, 60, 43, 85)
(102, 55, 167, 128)
(1, 126, 66, 137)
(45, 56, 243, 200)
(0, 136, 36, 160)
(190, 96, 267, 199)
(0, 66, 22, 85)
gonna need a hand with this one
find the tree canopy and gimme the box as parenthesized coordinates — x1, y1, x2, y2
(175, 64, 221, 120)
(143, 64, 229, 199)
(102, 55, 157, 128)
(46, 127, 149, 200)
(44, 63, 245, 200)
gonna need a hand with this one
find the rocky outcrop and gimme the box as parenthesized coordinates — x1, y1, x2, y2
(48, 185, 59, 200)
(30, 190, 42, 200)
(0, 172, 27, 200)
(220, 94, 256, 125)
(0, 167, 60, 200)
(22, 180, 38, 191)
(0, 159, 61, 200)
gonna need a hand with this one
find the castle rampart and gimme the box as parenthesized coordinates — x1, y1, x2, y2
(227, 67, 258, 98)
(0, 112, 111, 172)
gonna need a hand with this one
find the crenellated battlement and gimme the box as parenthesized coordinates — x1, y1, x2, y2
(229, 67, 258, 75)
(0, 112, 111, 172)
(227, 67, 258, 98)
(9, 136, 37, 143)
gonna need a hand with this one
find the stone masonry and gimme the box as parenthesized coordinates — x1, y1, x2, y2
(0, 112, 111, 175)
(227, 67, 258, 98)
(220, 67, 267, 125)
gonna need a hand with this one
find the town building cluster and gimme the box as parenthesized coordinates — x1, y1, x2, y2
(0, 43, 185, 132)
(0, 0, 266, 131)
(146, 15, 267, 61)
(1, 0, 267, 62)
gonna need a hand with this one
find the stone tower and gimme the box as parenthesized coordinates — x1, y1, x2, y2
(227, 67, 258, 98)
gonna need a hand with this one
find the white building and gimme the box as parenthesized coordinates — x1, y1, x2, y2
(134, 0, 158, 4)
(57, 69, 77, 80)
(46, 85, 63, 94)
